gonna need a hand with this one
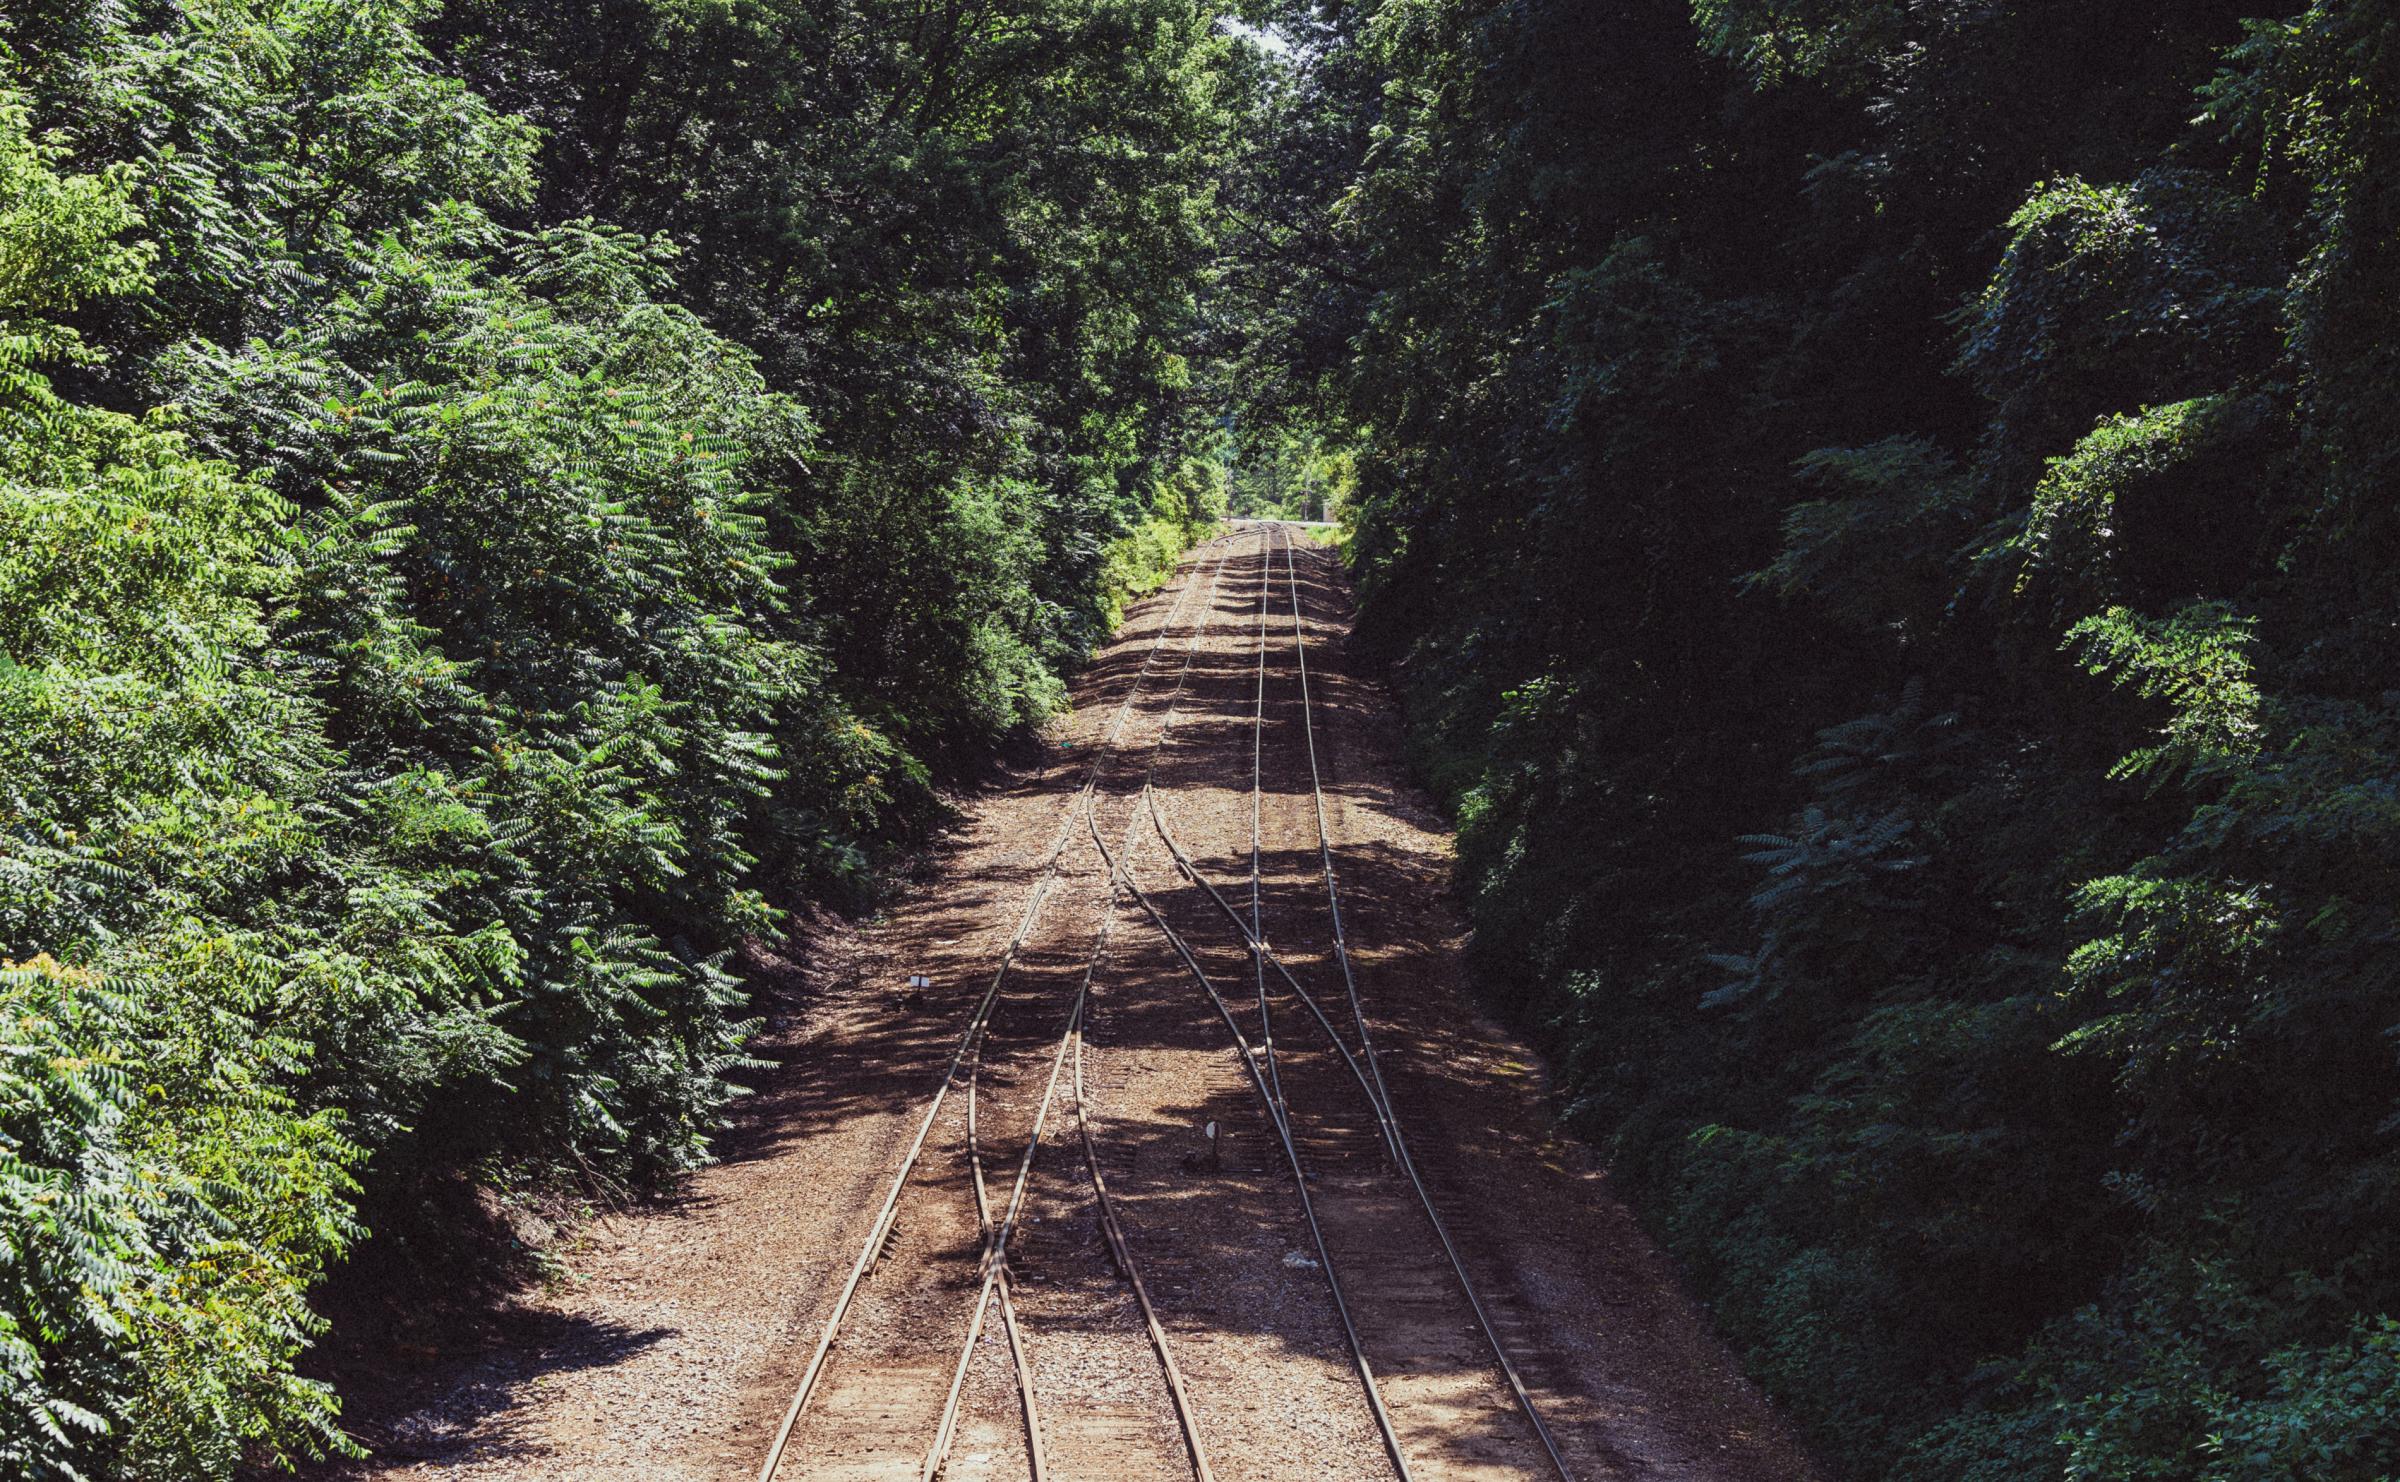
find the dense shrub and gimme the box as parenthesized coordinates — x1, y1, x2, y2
(0, 0, 1248, 1469)
(1244, 0, 2400, 1473)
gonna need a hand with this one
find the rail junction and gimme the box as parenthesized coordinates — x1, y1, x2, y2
(758, 525, 1579, 1482)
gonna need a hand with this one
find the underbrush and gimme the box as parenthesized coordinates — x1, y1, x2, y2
(1101, 459, 1227, 627)
(1331, 0, 2400, 1474)
(0, 0, 1238, 1471)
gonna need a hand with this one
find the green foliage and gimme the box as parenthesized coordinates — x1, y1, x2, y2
(0, 90, 360, 1472)
(1103, 458, 1227, 624)
(1253, 0, 2400, 1472)
(2, 0, 1249, 1470)
(1962, 171, 2283, 476)
(1225, 426, 1352, 522)
(2066, 603, 2262, 782)
(2, 955, 152, 1479)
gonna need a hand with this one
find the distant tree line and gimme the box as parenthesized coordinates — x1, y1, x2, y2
(1242, 0, 2400, 1475)
(0, 1, 1247, 1472)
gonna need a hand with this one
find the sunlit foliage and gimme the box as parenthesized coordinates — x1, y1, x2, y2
(1, 0, 1244, 1469)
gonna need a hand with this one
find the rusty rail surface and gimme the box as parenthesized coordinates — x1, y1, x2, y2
(1136, 523, 1577, 1482)
(757, 536, 1234, 1482)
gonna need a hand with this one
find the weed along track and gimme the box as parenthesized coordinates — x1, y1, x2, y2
(322, 527, 1814, 1482)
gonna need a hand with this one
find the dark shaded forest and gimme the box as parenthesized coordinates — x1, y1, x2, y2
(6, 0, 2400, 1477)
(1239, 0, 2400, 1476)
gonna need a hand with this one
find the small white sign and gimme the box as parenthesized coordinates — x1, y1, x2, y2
(906, 974, 931, 989)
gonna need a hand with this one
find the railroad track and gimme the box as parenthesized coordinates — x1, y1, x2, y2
(1269, 524, 1574, 1478)
(759, 535, 1236, 1482)
(1136, 523, 1577, 1480)
(915, 524, 1241, 1482)
(762, 523, 1577, 1482)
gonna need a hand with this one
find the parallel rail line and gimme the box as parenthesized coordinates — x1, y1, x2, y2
(917, 527, 1238, 1482)
(1085, 757, 1415, 1482)
(763, 521, 1575, 1482)
(1064, 533, 1234, 1482)
(758, 536, 1234, 1482)
(1271, 526, 1577, 1482)
(1135, 522, 1576, 1481)
(1078, 523, 1417, 1478)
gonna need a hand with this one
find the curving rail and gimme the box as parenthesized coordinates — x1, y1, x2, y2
(757, 536, 1234, 1482)
(1137, 522, 1577, 1482)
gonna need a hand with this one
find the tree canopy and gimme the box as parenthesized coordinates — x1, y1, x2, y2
(1246, 0, 2400, 1475)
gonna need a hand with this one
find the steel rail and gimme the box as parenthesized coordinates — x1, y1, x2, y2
(920, 931, 1094, 1482)
(1236, 524, 1410, 1479)
(1129, 521, 1576, 1482)
(1145, 796, 1395, 1155)
(1085, 749, 1416, 1482)
(921, 531, 1239, 1482)
(1159, 525, 1580, 1482)
(1275, 525, 1574, 1480)
(964, 998, 1050, 1481)
(757, 535, 1234, 1482)
(1096, 521, 1414, 1477)
(1070, 1017, 1217, 1482)
(1248, 524, 1289, 1118)
(1066, 529, 1234, 1482)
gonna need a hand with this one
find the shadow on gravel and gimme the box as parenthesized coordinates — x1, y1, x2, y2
(308, 1314, 673, 1476)
(691, 556, 1269, 1183)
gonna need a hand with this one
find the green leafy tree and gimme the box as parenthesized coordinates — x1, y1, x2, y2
(1275, 0, 2400, 1472)
(1, 0, 1250, 1470)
